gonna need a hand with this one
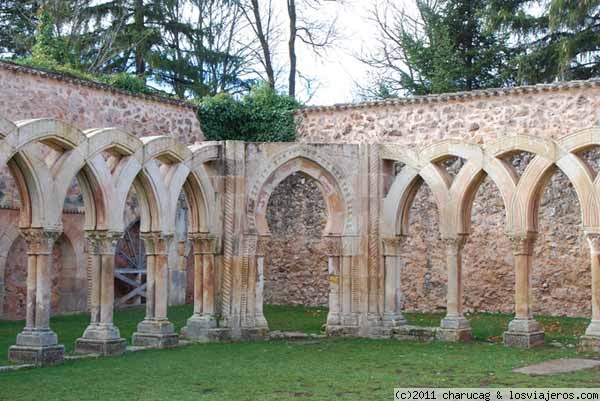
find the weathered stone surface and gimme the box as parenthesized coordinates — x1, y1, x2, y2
(8, 345, 64, 367)
(74, 338, 127, 357)
(392, 325, 437, 342)
(513, 358, 600, 375)
(264, 172, 329, 307)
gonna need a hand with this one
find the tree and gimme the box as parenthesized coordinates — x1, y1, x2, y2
(361, 0, 512, 97)
(286, 0, 337, 98)
(487, 0, 600, 83)
(0, 1, 40, 57)
(238, 0, 278, 89)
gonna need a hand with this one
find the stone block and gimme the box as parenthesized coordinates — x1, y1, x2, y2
(392, 325, 437, 342)
(579, 335, 600, 352)
(240, 328, 269, 341)
(8, 344, 64, 366)
(74, 338, 127, 356)
(503, 331, 545, 348)
(132, 332, 179, 348)
(436, 328, 472, 342)
(326, 325, 359, 337)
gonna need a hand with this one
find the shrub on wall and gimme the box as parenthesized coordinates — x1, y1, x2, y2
(198, 84, 300, 142)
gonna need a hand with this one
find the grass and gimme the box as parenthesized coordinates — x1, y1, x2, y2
(0, 306, 598, 401)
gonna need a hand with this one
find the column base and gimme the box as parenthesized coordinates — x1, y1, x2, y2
(15, 328, 59, 347)
(9, 344, 64, 366)
(132, 319, 179, 348)
(75, 338, 127, 356)
(437, 316, 472, 342)
(326, 312, 340, 326)
(503, 319, 545, 348)
(383, 312, 407, 328)
(181, 315, 221, 342)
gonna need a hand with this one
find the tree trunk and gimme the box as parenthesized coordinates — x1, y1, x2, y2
(287, 0, 297, 98)
(134, 0, 146, 78)
(250, 0, 275, 89)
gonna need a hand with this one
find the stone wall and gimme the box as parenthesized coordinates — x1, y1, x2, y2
(264, 172, 329, 307)
(0, 62, 203, 318)
(295, 81, 600, 317)
(1, 208, 86, 319)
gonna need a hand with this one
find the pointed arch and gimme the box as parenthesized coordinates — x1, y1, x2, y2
(248, 152, 350, 236)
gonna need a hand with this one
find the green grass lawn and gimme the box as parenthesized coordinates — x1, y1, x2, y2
(0, 306, 598, 401)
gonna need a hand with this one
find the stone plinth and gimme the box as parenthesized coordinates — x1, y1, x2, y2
(75, 338, 127, 356)
(503, 319, 545, 348)
(437, 316, 472, 342)
(132, 320, 179, 348)
(9, 344, 64, 366)
(181, 315, 219, 342)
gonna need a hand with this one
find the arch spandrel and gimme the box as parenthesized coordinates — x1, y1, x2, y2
(485, 135, 558, 161)
(86, 128, 143, 157)
(15, 118, 87, 153)
(141, 135, 192, 164)
(558, 127, 600, 154)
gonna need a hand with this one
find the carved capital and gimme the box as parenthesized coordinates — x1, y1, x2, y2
(586, 232, 600, 255)
(442, 235, 467, 256)
(509, 232, 537, 256)
(141, 232, 173, 255)
(21, 229, 61, 255)
(322, 235, 342, 256)
(85, 230, 122, 255)
(190, 233, 217, 255)
(382, 236, 405, 256)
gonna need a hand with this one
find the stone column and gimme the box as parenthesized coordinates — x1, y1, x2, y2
(382, 237, 407, 328)
(438, 235, 472, 342)
(132, 232, 179, 348)
(9, 229, 64, 366)
(182, 234, 221, 342)
(324, 235, 347, 335)
(503, 233, 544, 348)
(254, 236, 269, 329)
(581, 232, 600, 351)
(75, 231, 126, 356)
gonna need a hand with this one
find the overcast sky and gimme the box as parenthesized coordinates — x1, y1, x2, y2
(293, 0, 385, 105)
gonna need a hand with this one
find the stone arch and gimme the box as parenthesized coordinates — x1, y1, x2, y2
(248, 153, 349, 236)
(509, 152, 591, 235)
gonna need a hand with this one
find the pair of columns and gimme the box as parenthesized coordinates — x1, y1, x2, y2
(381, 235, 471, 341)
(76, 230, 178, 352)
(9, 229, 65, 366)
(181, 234, 219, 341)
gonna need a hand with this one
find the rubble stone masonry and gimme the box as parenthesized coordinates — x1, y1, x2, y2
(293, 82, 600, 317)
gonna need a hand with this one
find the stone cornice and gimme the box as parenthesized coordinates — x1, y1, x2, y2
(296, 78, 600, 114)
(0, 60, 199, 111)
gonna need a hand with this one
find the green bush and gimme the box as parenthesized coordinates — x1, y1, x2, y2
(198, 84, 300, 142)
(103, 73, 154, 95)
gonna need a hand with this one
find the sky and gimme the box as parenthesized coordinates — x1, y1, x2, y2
(294, 0, 413, 105)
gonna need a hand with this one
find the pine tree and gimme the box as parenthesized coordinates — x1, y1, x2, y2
(363, 0, 513, 97)
(487, 0, 600, 83)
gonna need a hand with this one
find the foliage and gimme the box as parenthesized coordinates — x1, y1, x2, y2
(198, 84, 300, 142)
(363, 0, 513, 97)
(0, 307, 598, 400)
(486, 0, 600, 83)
